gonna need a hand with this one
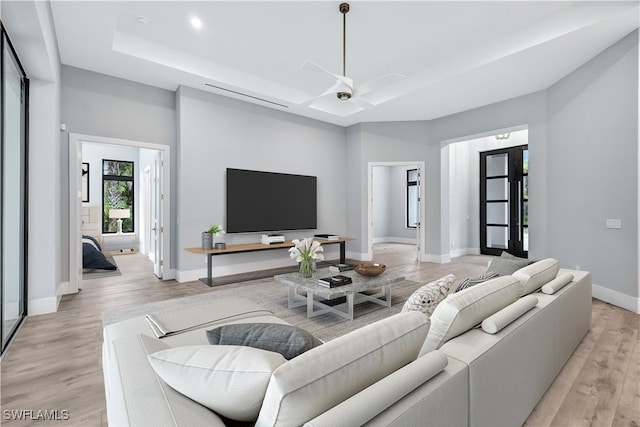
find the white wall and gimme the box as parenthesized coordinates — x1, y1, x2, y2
(61, 65, 176, 275)
(546, 30, 638, 308)
(176, 86, 347, 279)
(3, 1, 63, 315)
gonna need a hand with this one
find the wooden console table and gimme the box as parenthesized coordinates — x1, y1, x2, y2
(184, 237, 354, 286)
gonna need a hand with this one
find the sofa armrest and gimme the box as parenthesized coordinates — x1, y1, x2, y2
(303, 351, 448, 427)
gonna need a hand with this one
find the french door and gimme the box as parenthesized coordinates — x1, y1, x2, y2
(480, 145, 528, 257)
(1, 24, 29, 355)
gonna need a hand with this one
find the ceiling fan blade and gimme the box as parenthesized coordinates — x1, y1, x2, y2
(300, 60, 340, 80)
(358, 72, 406, 96)
(350, 96, 375, 109)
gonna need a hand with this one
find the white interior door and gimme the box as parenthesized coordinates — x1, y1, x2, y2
(152, 151, 163, 278)
(415, 167, 422, 262)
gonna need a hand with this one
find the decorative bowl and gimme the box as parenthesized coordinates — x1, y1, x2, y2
(354, 263, 386, 277)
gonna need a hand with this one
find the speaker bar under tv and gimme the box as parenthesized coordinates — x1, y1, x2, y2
(226, 168, 317, 233)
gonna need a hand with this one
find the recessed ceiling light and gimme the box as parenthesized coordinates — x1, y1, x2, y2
(191, 17, 203, 29)
(136, 16, 149, 25)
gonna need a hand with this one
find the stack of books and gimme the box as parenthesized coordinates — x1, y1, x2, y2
(314, 234, 339, 240)
(329, 263, 354, 273)
(318, 274, 352, 288)
(261, 234, 285, 245)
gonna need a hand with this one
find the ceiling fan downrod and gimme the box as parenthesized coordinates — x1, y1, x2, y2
(337, 2, 352, 101)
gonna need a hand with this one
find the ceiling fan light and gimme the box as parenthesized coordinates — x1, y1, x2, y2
(337, 91, 352, 101)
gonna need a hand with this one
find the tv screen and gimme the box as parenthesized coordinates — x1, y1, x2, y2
(226, 168, 317, 233)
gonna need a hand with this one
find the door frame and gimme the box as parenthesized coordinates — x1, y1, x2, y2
(367, 161, 426, 262)
(479, 145, 528, 257)
(68, 133, 172, 294)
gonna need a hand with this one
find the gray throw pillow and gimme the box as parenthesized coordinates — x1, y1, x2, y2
(456, 271, 499, 292)
(487, 255, 530, 276)
(206, 323, 322, 360)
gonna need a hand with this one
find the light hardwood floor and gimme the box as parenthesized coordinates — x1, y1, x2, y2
(1, 244, 638, 426)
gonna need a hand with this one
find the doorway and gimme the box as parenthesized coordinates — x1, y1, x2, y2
(480, 145, 529, 257)
(367, 161, 426, 262)
(68, 134, 172, 294)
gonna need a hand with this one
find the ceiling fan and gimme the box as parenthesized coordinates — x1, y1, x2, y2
(300, 3, 405, 116)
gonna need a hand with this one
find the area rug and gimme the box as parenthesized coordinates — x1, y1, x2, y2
(83, 256, 121, 279)
(102, 278, 423, 342)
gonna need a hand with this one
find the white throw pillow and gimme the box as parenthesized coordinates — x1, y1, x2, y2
(420, 275, 521, 354)
(512, 258, 560, 296)
(148, 345, 286, 422)
(402, 274, 456, 316)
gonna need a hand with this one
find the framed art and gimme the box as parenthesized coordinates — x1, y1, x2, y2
(82, 162, 90, 202)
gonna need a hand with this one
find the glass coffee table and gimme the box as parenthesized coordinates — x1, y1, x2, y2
(274, 268, 405, 320)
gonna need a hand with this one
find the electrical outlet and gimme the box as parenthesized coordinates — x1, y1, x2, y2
(575, 265, 581, 271)
(451, 241, 455, 248)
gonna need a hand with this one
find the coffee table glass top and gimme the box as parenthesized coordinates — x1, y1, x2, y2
(274, 268, 405, 298)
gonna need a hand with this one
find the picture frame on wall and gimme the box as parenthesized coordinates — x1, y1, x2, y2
(82, 162, 90, 202)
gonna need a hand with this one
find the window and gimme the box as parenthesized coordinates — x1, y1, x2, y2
(102, 159, 134, 233)
(406, 169, 418, 228)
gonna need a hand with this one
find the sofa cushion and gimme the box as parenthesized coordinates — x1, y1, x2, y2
(148, 344, 286, 422)
(206, 323, 322, 360)
(512, 258, 560, 296)
(402, 274, 456, 316)
(481, 295, 538, 334)
(255, 311, 430, 427)
(420, 275, 521, 354)
(541, 272, 574, 294)
(110, 334, 226, 427)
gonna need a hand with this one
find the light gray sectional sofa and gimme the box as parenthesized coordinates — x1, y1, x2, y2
(102, 258, 591, 427)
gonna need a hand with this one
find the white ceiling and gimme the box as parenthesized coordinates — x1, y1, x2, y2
(43, 1, 640, 126)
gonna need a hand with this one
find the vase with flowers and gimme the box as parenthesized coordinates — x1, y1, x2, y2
(288, 237, 324, 278)
(202, 224, 225, 250)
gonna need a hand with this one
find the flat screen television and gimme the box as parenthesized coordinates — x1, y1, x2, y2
(226, 168, 317, 233)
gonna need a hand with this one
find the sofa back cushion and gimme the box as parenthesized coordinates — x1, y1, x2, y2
(512, 258, 560, 296)
(255, 311, 429, 427)
(420, 275, 521, 354)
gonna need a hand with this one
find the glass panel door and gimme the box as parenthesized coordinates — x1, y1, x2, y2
(480, 145, 528, 257)
(1, 27, 28, 354)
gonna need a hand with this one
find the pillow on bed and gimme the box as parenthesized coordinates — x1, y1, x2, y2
(82, 234, 102, 252)
(82, 240, 116, 270)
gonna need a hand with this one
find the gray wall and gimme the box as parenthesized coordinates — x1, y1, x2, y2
(546, 30, 638, 299)
(176, 86, 347, 275)
(61, 65, 177, 275)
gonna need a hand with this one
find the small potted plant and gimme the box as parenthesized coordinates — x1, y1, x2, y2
(202, 224, 225, 250)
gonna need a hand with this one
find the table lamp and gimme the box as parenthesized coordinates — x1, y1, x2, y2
(109, 208, 130, 234)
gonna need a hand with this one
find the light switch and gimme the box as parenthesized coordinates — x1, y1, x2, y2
(606, 219, 622, 229)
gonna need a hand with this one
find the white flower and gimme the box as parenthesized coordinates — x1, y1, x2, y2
(288, 237, 324, 263)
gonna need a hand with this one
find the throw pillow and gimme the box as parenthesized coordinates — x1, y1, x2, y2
(455, 271, 499, 292)
(206, 323, 322, 360)
(487, 255, 530, 276)
(402, 274, 456, 316)
(147, 344, 286, 422)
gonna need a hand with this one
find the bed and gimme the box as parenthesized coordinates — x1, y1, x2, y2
(83, 235, 116, 271)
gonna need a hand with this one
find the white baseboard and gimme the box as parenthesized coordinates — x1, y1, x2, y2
(592, 283, 640, 314)
(451, 248, 481, 258)
(28, 297, 59, 316)
(59, 281, 74, 295)
(372, 237, 417, 245)
(423, 253, 451, 264)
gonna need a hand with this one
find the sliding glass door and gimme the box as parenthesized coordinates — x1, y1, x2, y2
(1, 24, 28, 355)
